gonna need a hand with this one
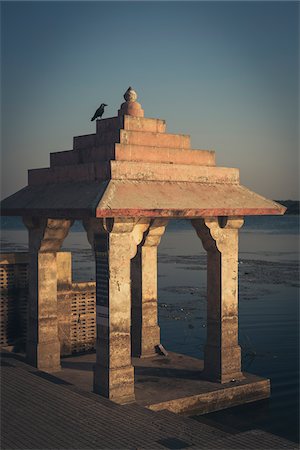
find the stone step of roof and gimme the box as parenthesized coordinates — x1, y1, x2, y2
(50, 145, 215, 168)
(110, 161, 239, 184)
(96, 115, 166, 134)
(114, 144, 215, 166)
(50, 149, 81, 167)
(28, 161, 238, 185)
(119, 130, 191, 149)
(73, 130, 191, 150)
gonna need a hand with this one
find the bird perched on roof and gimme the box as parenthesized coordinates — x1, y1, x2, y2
(91, 103, 107, 121)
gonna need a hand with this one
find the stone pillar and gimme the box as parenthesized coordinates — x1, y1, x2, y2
(131, 219, 168, 358)
(23, 217, 73, 372)
(56, 252, 73, 356)
(84, 217, 144, 403)
(192, 216, 244, 383)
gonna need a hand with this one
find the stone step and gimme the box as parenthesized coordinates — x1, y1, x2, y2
(73, 133, 97, 150)
(50, 145, 215, 168)
(73, 129, 190, 152)
(50, 149, 80, 167)
(74, 130, 191, 149)
(28, 161, 239, 186)
(114, 144, 215, 166)
(28, 163, 109, 185)
(29, 161, 238, 185)
(111, 161, 239, 184)
(119, 130, 191, 149)
(96, 116, 166, 134)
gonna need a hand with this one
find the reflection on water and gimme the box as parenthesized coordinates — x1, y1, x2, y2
(0, 216, 299, 442)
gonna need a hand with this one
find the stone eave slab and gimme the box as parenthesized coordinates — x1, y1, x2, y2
(0, 181, 108, 218)
(95, 180, 286, 218)
(0, 180, 286, 219)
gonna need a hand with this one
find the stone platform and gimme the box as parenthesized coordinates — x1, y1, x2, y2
(2, 351, 296, 450)
(56, 351, 270, 415)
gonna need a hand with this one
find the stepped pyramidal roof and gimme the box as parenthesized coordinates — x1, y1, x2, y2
(1, 87, 285, 218)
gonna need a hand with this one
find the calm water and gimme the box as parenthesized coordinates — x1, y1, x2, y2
(1, 216, 299, 442)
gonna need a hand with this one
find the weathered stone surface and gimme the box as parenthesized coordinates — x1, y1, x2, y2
(110, 161, 239, 183)
(192, 217, 244, 383)
(30, 160, 234, 186)
(96, 116, 166, 134)
(115, 144, 215, 166)
(84, 217, 139, 403)
(23, 218, 73, 372)
(95, 180, 286, 217)
(123, 116, 166, 133)
(51, 145, 213, 169)
(131, 219, 168, 358)
(57, 290, 72, 356)
(133, 352, 271, 414)
(50, 149, 80, 167)
(120, 130, 190, 148)
(56, 252, 72, 289)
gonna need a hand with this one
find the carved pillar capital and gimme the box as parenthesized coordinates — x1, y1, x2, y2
(144, 219, 169, 247)
(83, 217, 145, 259)
(130, 219, 151, 257)
(191, 216, 244, 253)
(23, 217, 74, 253)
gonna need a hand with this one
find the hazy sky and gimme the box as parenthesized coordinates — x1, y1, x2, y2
(1, 1, 299, 200)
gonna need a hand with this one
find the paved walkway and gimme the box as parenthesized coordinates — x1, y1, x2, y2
(1, 352, 297, 449)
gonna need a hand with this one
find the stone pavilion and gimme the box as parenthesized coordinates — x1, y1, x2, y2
(1, 87, 285, 409)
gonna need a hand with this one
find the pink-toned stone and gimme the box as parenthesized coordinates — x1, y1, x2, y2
(96, 116, 166, 134)
(115, 144, 215, 166)
(110, 161, 239, 183)
(57, 144, 214, 168)
(120, 130, 190, 148)
(123, 116, 166, 133)
(95, 180, 286, 217)
(118, 101, 144, 117)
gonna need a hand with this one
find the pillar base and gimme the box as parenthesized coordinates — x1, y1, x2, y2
(93, 364, 135, 404)
(132, 325, 161, 358)
(202, 369, 245, 384)
(203, 344, 244, 384)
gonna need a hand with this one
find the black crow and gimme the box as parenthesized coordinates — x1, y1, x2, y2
(91, 103, 107, 121)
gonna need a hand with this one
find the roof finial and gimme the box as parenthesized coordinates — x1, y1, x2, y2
(118, 86, 144, 117)
(123, 86, 138, 102)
